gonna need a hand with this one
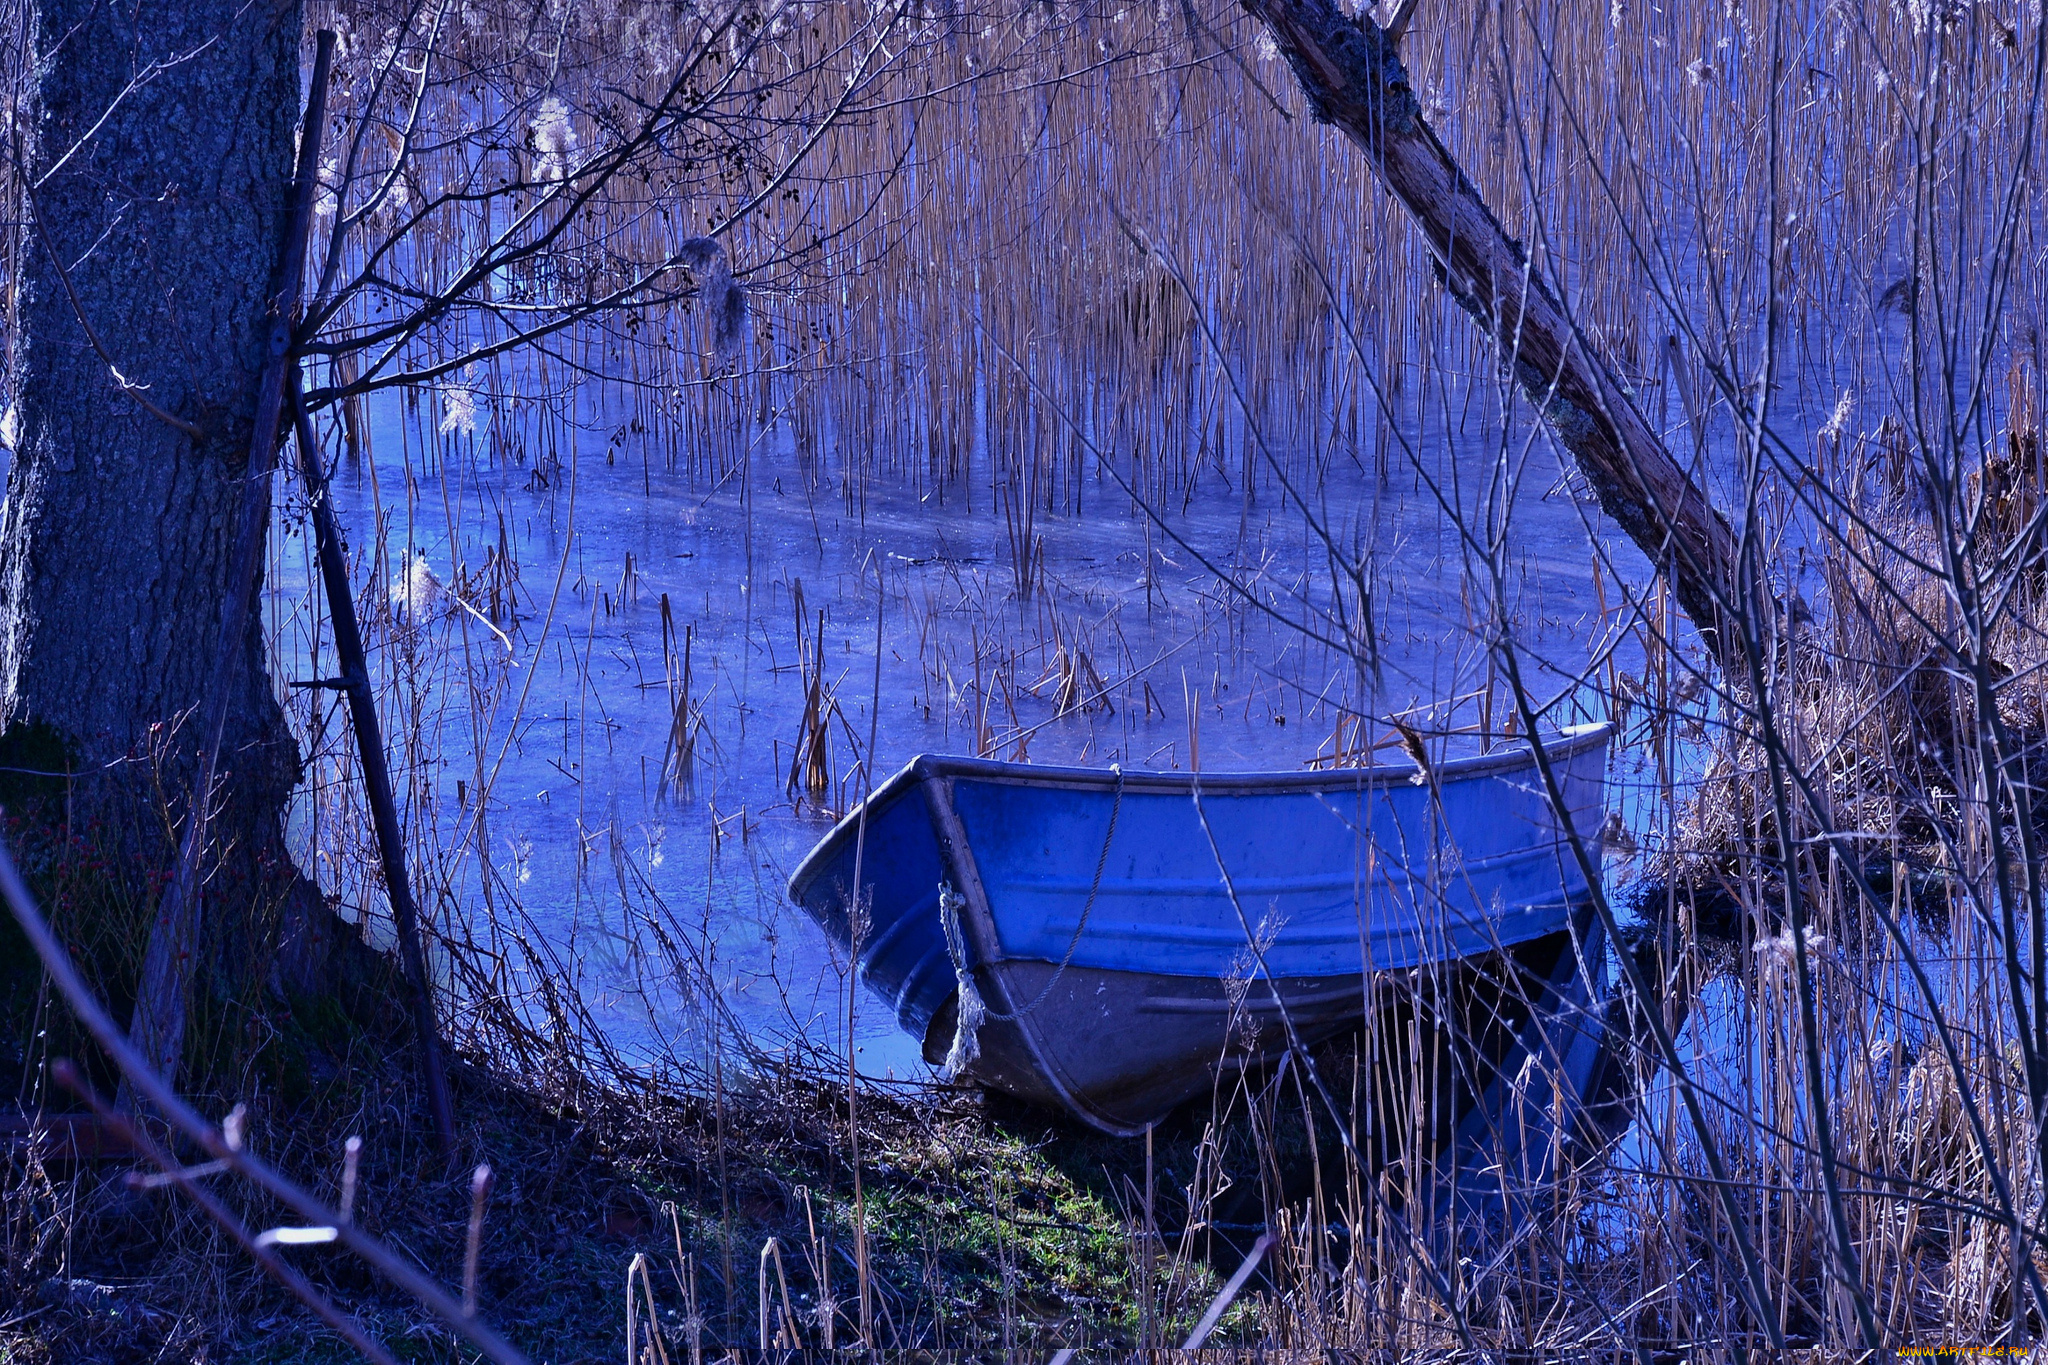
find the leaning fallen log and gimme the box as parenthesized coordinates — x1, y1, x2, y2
(1238, 0, 1748, 669)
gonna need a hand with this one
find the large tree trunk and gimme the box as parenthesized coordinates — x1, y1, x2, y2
(1240, 0, 1748, 667)
(0, 3, 341, 1056)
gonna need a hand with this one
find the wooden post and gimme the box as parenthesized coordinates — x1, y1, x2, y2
(1239, 0, 1748, 668)
(288, 370, 458, 1157)
(129, 30, 340, 1091)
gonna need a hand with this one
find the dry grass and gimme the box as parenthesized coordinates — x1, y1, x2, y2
(4, 0, 2048, 1357)
(2, 994, 1178, 1361)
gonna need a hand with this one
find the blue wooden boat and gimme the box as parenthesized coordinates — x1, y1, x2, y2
(789, 724, 1614, 1140)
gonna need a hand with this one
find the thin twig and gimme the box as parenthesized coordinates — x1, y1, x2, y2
(54, 1061, 399, 1365)
(463, 1164, 493, 1317)
(1180, 1232, 1273, 1350)
(19, 179, 203, 440)
(0, 839, 533, 1365)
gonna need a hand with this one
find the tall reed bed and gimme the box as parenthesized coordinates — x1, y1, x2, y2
(234, 0, 2048, 1354)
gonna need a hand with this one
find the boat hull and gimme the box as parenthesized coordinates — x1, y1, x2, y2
(921, 912, 1609, 1144)
(789, 726, 1611, 1137)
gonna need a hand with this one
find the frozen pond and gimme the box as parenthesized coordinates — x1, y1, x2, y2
(271, 347, 1660, 1080)
(243, 0, 1919, 1091)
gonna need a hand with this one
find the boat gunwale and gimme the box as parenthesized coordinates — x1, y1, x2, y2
(785, 721, 1613, 904)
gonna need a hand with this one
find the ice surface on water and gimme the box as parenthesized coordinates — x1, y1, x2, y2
(272, 361, 1663, 1080)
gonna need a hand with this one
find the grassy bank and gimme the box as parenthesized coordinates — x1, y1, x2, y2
(3, 965, 1275, 1361)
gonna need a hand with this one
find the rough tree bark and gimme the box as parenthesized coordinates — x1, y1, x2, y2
(0, 3, 349, 1049)
(1239, 0, 1748, 667)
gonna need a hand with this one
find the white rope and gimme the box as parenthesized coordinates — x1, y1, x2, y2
(938, 880, 985, 1080)
(934, 768, 1125, 1081)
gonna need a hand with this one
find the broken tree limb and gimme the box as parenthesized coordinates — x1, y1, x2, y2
(1238, 0, 1748, 668)
(287, 368, 458, 1159)
(128, 30, 339, 1091)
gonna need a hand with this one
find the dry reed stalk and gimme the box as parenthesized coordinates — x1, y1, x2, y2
(215, 0, 2048, 1354)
